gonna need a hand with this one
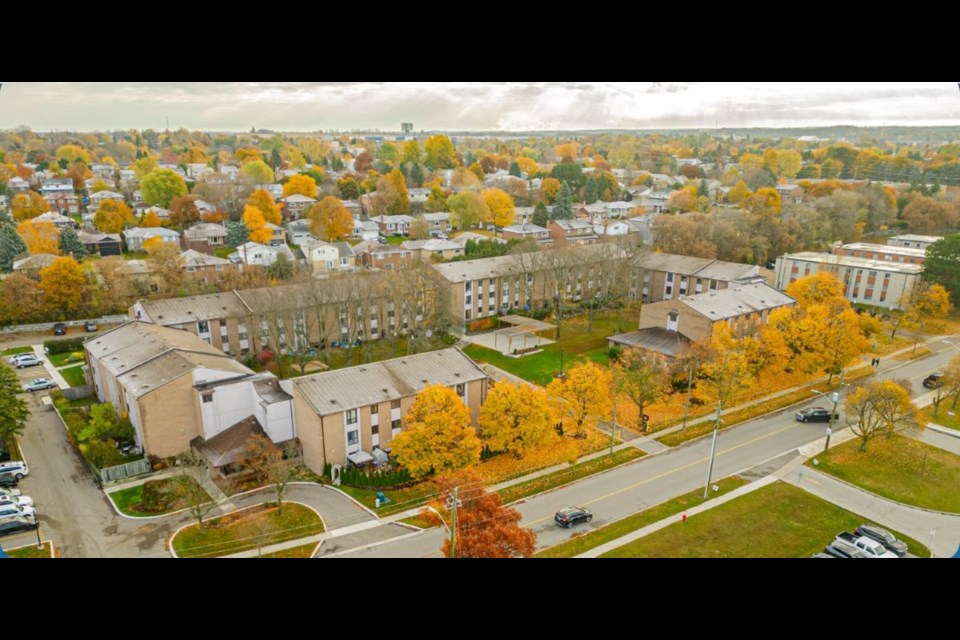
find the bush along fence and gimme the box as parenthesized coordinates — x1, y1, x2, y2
(44, 337, 87, 354)
(324, 463, 413, 489)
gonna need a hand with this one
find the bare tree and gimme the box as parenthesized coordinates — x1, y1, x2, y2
(844, 380, 915, 451)
(245, 433, 300, 514)
(172, 450, 218, 529)
(540, 247, 577, 338)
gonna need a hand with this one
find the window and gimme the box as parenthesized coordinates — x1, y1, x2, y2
(198, 320, 209, 333)
(186, 266, 196, 273)
(347, 430, 359, 446)
(489, 290, 496, 299)
(391, 419, 401, 430)
(456, 383, 465, 397)
(346, 409, 358, 425)
(666, 273, 674, 283)
(219, 319, 227, 328)
(667, 311, 679, 332)
(202, 393, 213, 403)
(371, 423, 379, 435)
(370, 404, 378, 415)
(465, 310, 471, 320)
(341, 257, 348, 266)
(391, 399, 401, 410)
(465, 281, 472, 292)
(465, 295, 472, 305)
(239, 331, 248, 341)
(665, 286, 673, 297)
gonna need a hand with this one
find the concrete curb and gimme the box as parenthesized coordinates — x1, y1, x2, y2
(926, 422, 960, 438)
(317, 529, 427, 559)
(322, 484, 379, 518)
(800, 466, 960, 517)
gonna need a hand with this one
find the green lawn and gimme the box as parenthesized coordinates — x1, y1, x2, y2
(337, 482, 438, 516)
(122, 251, 149, 261)
(258, 542, 318, 558)
(4, 541, 53, 558)
(536, 477, 748, 557)
(48, 351, 85, 367)
(926, 407, 960, 431)
(463, 312, 633, 386)
(0, 346, 33, 357)
(811, 433, 960, 512)
(213, 246, 234, 259)
(498, 448, 644, 505)
(173, 503, 325, 558)
(601, 482, 929, 558)
(385, 235, 405, 245)
(109, 478, 211, 517)
(277, 335, 453, 378)
(59, 365, 87, 388)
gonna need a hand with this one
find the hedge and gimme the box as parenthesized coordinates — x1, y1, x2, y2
(44, 337, 86, 355)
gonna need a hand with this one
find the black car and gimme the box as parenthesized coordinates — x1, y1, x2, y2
(855, 524, 909, 557)
(0, 473, 19, 488)
(923, 373, 943, 389)
(53, 322, 67, 336)
(555, 506, 593, 528)
(795, 407, 839, 423)
(0, 516, 38, 538)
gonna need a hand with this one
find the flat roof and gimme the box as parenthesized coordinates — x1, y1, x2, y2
(841, 243, 925, 258)
(781, 252, 924, 274)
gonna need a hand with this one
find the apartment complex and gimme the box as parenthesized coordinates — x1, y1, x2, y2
(832, 242, 926, 266)
(774, 251, 923, 310)
(633, 252, 767, 303)
(887, 234, 943, 250)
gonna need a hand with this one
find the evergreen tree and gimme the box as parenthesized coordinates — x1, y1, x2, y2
(225, 221, 249, 247)
(270, 148, 283, 169)
(410, 163, 425, 187)
(0, 223, 28, 272)
(533, 201, 549, 227)
(553, 182, 575, 220)
(698, 179, 709, 198)
(509, 161, 522, 177)
(58, 226, 87, 259)
(0, 364, 30, 440)
(583, 178, 599, 204)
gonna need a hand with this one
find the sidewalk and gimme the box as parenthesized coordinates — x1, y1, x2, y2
(32, 345, 69, 389)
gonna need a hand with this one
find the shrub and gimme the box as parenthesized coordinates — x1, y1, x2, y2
(466, 317, 498, 334)
(139, 478, 181, 513)
(339, 466, 413, 489)
(607, 344, 623, 362)
(44, 337, 86, 354)
(80, 439, 124, 469)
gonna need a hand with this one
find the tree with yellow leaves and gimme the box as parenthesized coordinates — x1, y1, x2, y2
(282, 174, 318, 199)
(140, 210, 163, 228)
(702, 323, 758, 407)
(479, 382, 556, 457)
(246, 189, 282, 225)
(423, 135, 456, 170)
(243, 206, 273, 244)
(483, 188, 515, 229)
(845, 380, 915, 451)
(890, 281, 952, 340)
(742, 187, 781, 217)
(93, 199, 135, 233)
(726, 180, 750, 204)
(17, 220, 60, 255)
(540, 177, 561, 204)
(785, 271, 846, 308)
(516, 156, 538, 176)
(612, 349, 667, 432)
(39, 256, 86, 316)
(10, 191, 49, 221)
(554, 142, 579, 161)
(240, 159, 274, 184)
(373, 168, 410, 215)
(547, 362, 612, 437)
(307, 196, 353, 242)
(390, 385, 482, 479)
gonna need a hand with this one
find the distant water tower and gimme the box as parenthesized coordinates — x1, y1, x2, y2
(401, 122, 413, 134)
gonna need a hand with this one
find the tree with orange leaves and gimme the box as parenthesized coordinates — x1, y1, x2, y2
(140, 210, 164, 228)
(243, 205, 273, 244)
(546, 361, 612, 437)
(245, 189, 282, 225)
(282, 174, 318, 200)
(424, 471, 536, 558)
(307, 196, 353, 242)
(17, 220, 60, 255)
(39, 256, 86, 316)
(10, 191, 49, 221)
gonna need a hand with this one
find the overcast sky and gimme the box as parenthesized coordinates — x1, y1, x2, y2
(1, 82, 958, 132)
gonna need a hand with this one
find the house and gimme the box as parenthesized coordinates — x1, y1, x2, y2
(419, 212, 452, 236)
(33, 211, 76, 229)
(774, 184, 804, 204)
(402, 239, 464, 261)
(39, 178, 74, 197)
(342, 200, 363, 217)
(265, 222, 286, 245)
(355, 241, 416, 271)
(229, 242, 295, 269)
(335, 242, 357, 271)
(12, 253, 57, 278)
(640, 190, 671, 213)
(300, 239, 342, 274)
(184, 223, 228, 248)
(289, 348, 488, 473)
(287, 219, 317, 246)
(353, 219, 380, 242)
(513, 207, 536, 226)
(626, 216, 654, 245)
(575, 203, 608, 218)
(77, 229, 122, 256)
(255, 184, 283, 200)
(832, 242, 926, 266)
(592, 218, 632, 239)
(549, 219, 598, 245)
(43, 192, 80, 214)
(449, 231, 505, 249)
(887, 234, 943, 250)
(219, 165, 240, 181)
(180, 249, 235, 283)
(84, 322, 293, 461)
(187, 163, 212, 179)
(501, 223, 552, 244)
(372, 215, 415, 236)
(91, 164, 116, 180)
(609, 283, 794, 360)
(774, 252, 924, 310)
(634, 252, 766, 303)
(604, 201, 636, 218)
(6, 177, 30, 193)
(123, 227, 181, 252)
(142, 205, 171, 222)
(89, 190, 126, 208)
(280, 194, 317, 219)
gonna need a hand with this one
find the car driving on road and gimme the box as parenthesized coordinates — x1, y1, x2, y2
(795, 407, 839, 423)
(923, 373, 943, 389)
(555, 506, 593, 528)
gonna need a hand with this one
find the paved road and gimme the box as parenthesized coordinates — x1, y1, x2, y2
(339, 336, 960, 557)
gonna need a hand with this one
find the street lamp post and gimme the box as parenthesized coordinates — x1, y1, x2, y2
(703, 399, 723, 499)
(425, 485, 459, 558)
(559, 348, 565, 378)
(812, 370, 844, 454)
(34, 511, 42, 551)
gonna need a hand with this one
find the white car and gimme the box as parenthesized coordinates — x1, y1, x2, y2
(0, 487, 21, 498)
(12, 354, 43, 368)
(0, 494, 33, 508)
(0, 503, 35, 520)
(0, 461, 29, 480)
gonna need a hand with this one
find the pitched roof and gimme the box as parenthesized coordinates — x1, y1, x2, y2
(12, 254, 57, 271)
(291, 348, 486, 416)
(180, 249, 231, 268)
(77, 229, 121, 244)
(637, 252, 761, 282)
(183, 223, 227, 240)
(503, 223, 549, 234)
(676, 283, 794, 321)
(608, 328, 690, 358)
(124, 227, 180, 239)
(135, 291, 250, 325)
(282, 194, 317, 204)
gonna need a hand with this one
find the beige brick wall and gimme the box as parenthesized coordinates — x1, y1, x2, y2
(639, 300, 713, 342)
(293, 390, 326, 474)
(137, 375, 203, 458)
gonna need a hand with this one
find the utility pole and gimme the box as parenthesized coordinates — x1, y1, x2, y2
(703, 399, 723, 499)
(824, 369, 844, 453)
(449, 486, 458, 559)
(609, 395, 617, 456)
(681, 367, 694, 430)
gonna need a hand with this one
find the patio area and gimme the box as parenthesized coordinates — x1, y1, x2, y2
(463, 315, 556, 355)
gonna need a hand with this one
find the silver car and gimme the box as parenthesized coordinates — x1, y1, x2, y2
(23, 378, 57, 392)
(12, 354, 43, 368)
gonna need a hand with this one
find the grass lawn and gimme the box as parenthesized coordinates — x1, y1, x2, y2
(536, 476, 748, 557)
(48, 351, 85, 368)
(258, 543, 318, 558)
(463, 312, 635, 386)
(338, 482, 438, 516)
(109, 478, 211, 517)
(601, 482, 929, 558)
(122, 251, 149, 261)
(925, 406, 960, 431)
(213, 246, 233, 259)
(499, 448, 644, 505)
(273, 335, 454, 378)
(0, 346, 33, 357)
(173, 503, 324, 558)
(385, 235, 405, 245)
(4, 541, 53, 558)
(811, 433, 960, 512)
(59, 365, 87, 388)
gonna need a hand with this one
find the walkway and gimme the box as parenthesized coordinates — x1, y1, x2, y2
(32, 345, 69, 389)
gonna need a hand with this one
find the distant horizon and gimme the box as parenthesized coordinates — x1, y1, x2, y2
(0, 82, 957, 132)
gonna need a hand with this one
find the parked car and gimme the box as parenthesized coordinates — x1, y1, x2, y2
(13, 354, 43, 369)
(823, 540, 863, 558)
(855, 524, 909, 557)
(23, 378, 57, 393)
(0, 487, 21, 498)
(435, 232, 449, 240)
(0, 516, 37, 538)
(0, 473, 19, 488)
(923, 373, 943, 389)
(0, 462, 28, 481)
(53, 322, 67, 335)
(0, 504, 35, 520)
(795, 407, 839, 423)
(0, 494, 33, 508)
(811, 552, 836, 558)
(8, 353, 35, 365)
(555, 506, 593, 528)
(84, 320, 98, 332)
(835, 531, 898, 558)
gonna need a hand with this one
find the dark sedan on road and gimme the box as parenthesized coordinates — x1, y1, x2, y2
(555, 506, 593, 528)
(795, 407, 839, 423)
(923, 373, 943, 389)
(0, 516, 38, 538)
